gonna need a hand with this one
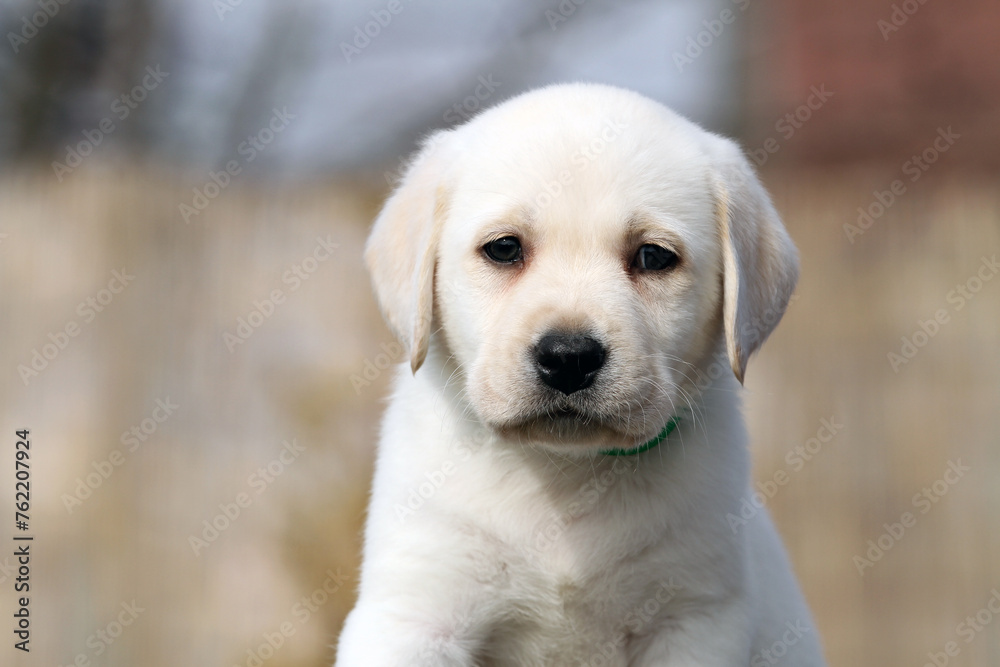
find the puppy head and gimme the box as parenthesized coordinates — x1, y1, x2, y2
(366, 84, 797, 452)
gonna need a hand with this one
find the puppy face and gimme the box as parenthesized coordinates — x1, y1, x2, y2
(365, 84, 798, 454)
(436, 120, 722, 450)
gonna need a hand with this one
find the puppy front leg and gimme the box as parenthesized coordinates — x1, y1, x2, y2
(335, 598, 486, 667)
(632, 601, 752, 667)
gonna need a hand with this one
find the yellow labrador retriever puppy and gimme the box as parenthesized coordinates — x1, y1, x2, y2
(338, 83, 825, 667)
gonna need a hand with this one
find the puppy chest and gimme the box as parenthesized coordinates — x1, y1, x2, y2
(476, 563, 678, 667)
(481, 589, 630, 667)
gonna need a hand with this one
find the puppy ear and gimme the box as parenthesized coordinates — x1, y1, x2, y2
(710, 136, 799, 384)
(364, 131, 454, 374)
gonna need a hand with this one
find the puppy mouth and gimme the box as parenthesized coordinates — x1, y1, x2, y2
(478, 370, 672, 448)
(492, 402, 628, 445)
(536, 406, 599, 428)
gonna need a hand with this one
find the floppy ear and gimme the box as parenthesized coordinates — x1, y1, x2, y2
(710, 136, 799, 384)
(364, 131, 454, 373)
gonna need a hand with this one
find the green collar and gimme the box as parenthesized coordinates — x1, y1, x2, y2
(600, 416, 680, 456)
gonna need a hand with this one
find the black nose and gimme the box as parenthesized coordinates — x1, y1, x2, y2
(534, 333, 606, 395)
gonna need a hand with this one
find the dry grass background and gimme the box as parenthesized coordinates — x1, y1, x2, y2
(1, 164, 997, 666)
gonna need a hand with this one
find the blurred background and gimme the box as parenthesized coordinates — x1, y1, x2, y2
(1, 1, 998, 665)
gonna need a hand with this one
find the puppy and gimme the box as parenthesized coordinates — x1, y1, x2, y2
(338, 83, 825, 666)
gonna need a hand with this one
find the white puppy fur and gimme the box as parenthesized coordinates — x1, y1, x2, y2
(337, 83, 825, 666)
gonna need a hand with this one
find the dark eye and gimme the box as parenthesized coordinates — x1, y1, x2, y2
(484, 236, 522, 264)
(633, 244, 679, 271)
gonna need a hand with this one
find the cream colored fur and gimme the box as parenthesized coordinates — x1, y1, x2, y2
(338, 83, 824, 667)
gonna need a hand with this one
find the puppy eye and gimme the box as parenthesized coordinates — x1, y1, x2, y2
(633, 244, 679, 271)
(484, 236, 522, 264)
